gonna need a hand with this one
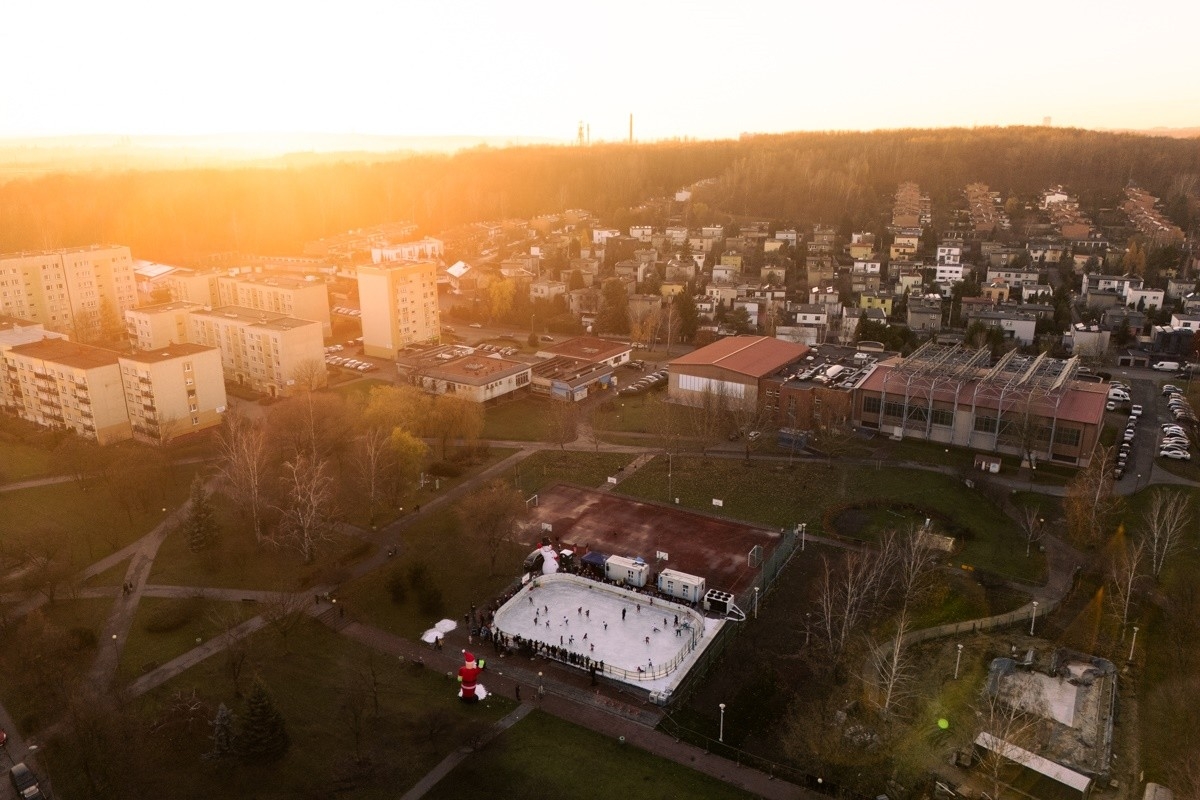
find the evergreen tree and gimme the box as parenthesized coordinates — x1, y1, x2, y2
(673, 291, 699, 342)
(208, 703, 236, 759)
(183, 474, 219, 553)
(239, 681, 290, 763)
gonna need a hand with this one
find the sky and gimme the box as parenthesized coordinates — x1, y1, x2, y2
(2, 0, 1198, 144)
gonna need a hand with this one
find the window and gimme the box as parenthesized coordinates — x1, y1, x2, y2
(974, 416, 998, 433)
(1054, 428, 1081, 447)
(192, 417, 199, 425)
(862, 396, 882, 414)
(931, 408, 954, 427)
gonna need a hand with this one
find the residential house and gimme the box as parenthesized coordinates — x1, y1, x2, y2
(907, 299, 943, 332)
(965, 308, 1037, 345)
(530, 280, 567, 302)
(858, 292, 894, 316)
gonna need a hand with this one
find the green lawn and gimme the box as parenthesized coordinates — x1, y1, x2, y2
(482, 396, 559, 441)
(615, 456, 1045, 583)
(148, 493, 374, 591)
(0, 441, 57, 482)
(427, 709, 758, 800)
(0, 463, 198, 572)
(118, 596, 262, 681)
(591, 390, 674, 434)
(43, 619, 515, 800)
(329, 377, 392, 400)
(83, 558, 131, 587)
(507, 450, 639, 494)
(340, 506, 524, 640)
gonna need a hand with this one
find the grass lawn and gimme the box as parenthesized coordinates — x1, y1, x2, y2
(616, 456, 1045, 584)
(591, 390, 674, 434)
(339, 506, 524, 640)
(118, 596, 263, 681)
(0, 599, 112, 733)
(0, 441, 57, 482)
(0, 463, 199, 571)
(481, 396, 559, 441)
(427, 709, 759, 800)
(329, 377, 392, 400)
(507, 450, 639, 494)
(1154, 456, 1200, 482)
(43, 619, 515, 800)
(148, 494, 374, 591)
(83, 558, 131, 587)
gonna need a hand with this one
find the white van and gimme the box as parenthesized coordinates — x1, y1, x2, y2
(1107, 388, 1130, 402)
(1152, 361, 1181, 372)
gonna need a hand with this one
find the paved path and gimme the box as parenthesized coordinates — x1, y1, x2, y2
(398, 704, 534, 800)
(330, 618, 818, 800)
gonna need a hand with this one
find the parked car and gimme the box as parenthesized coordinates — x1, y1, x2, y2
(1159, 448, 1191, 460)
(539, 335, 554, 342)
(1105, 401, 1118, 411)
(1130, 405, 1143, 417)
(1162, 385, 1182, 396)
(469, 323, 483, 329)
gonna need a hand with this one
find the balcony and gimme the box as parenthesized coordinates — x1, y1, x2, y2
(76, 395, 90, 405)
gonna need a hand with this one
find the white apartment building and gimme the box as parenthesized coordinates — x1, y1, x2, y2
(188, 306, 324, 397)
(936, 245, 962, 267)
(986, 268, 1041, 288)
(935, 264, 966, 283)
(119, 343, 226, 444)
(371, 237, 445, 264)
(125, 301, 204, 350)
(216, 274, 331, 336)
(0, 245, 137, 340)
(357, 260, 440, 359)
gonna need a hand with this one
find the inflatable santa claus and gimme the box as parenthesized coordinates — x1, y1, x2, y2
(457, 650, 488, 702)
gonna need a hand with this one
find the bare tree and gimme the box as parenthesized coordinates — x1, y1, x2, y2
(867, 610, 915, 715)
(290, 357, 328, 392)
(1106, 536, 1145, 635)
(456, 479, 528, 575)
(548, 401, 580, 450)
(262, 589, 309, 654)
(815, 551, 880, 666)
(215, 409, 270, 542)
(1018, 505, 1045, 558)
(354, 426, 394, 526)
(1064, 447, 1123, 548)
(274, 453, 339, 564)
(895, 525, 939, 611)
(1142, 488, 1193, 580)
(208, 605, 256, 697)
(690, 383, 729, 457)
(974, 678, 1051, 800)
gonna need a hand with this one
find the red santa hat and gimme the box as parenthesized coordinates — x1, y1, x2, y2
(462, 650, 476, 665)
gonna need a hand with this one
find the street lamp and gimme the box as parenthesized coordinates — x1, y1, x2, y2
(718, 703, 726, 743)
(1029, 601, 1039, 636)
(1128, 626, 1139, 663)
(804, 612, 811, 647)
(954, 644, 964, 680)
(754, 587, 760, 620)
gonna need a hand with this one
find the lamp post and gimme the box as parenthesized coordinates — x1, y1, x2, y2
(754, 586, 760, 620)
(718, 703, 726, 743)
(804, 612, 811, 647)
(800, 522, 806, 552)
(1128, 626, 1139, 663)
(954, 643, 964, 680)
(1029, 601, 1039, 636)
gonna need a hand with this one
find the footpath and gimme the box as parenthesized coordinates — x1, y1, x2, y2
(330, 617, 818, 800)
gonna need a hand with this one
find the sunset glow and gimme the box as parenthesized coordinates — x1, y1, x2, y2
(2, 0, 1199, 143)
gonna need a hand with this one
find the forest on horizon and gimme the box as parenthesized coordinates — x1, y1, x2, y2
(0, 126, 1198, 263)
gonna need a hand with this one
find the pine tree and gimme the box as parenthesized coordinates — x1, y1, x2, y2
(207, 703, 236, 759)
(183, 474, 219, 553)
(239, 681, 290, 762)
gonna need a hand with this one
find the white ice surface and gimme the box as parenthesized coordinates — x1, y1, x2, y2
(493, 573, 724, 695)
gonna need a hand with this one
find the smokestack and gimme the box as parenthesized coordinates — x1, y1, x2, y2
(586, 123, 590, 145)
(629, 113, 633, 144)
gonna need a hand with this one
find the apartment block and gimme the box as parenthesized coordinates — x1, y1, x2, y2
(164, 267, 222, 306)
(216, 274, 331, 336)
(0, 245, 137, 339)
(358, 260, 440, 359)
(0, 317, 69, 412)
(125, 301, 204, 350)
(2, 339, 130, 444)
(119, 344, 226, 444)
(188, 306, 325, 396)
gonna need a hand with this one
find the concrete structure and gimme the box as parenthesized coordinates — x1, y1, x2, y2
(668, 335, 809, 410)
(124, 301, 204, 350)
(530, 356, 615, 401)
(357, 260, 440, 358)
(536, 336, 631, 369)
(164, 267, 222, 306)
(854, 344, 1105, 466)
(188, 306, 324, 397)
(0, 318, 70, 417)
(406, 351, 531, 403)
(0, 245, 137, 340)
(216, 274, 331, 336)
(2, 339, 129, 443)
(370, 237, 444, 263)
(119, 343, 226, 444)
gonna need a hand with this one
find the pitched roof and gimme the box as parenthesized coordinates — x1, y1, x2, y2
(670, 335, 809, 378)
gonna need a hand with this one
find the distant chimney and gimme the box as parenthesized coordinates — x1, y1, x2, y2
(629, 113, 633, 144)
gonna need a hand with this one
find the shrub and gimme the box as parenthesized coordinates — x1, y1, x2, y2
(407, 562, 429, 591)
(68, 627, 98, 651)
(143, 597, 204, 633)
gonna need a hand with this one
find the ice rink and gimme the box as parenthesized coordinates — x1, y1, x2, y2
(493, 573, 724, 694)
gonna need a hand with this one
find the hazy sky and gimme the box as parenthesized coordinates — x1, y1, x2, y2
(2, 0, 1198, 142)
